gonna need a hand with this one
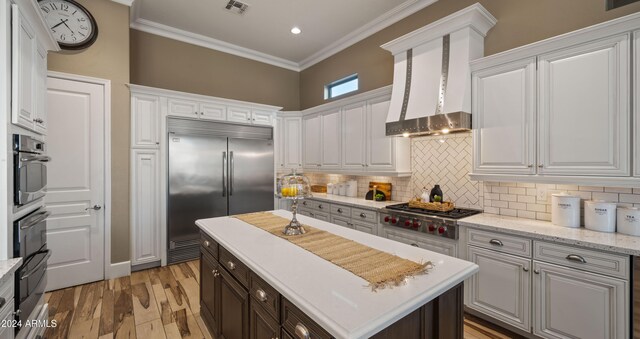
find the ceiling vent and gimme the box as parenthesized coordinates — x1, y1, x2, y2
(225, 0, 249, 14)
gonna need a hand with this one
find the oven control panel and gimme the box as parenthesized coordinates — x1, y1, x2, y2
(379, 212, 458, 240)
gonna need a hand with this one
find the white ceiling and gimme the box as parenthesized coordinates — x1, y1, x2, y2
(130, 0, 438, 71)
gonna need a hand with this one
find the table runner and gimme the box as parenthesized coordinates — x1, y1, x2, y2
(233, 212, 432, 290)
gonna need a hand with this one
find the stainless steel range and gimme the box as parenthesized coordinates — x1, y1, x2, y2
(380, 203, 482, 240)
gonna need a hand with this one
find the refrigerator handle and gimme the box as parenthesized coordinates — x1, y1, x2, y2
(230, 151, 234, 196)
(222, 151, 227, 197)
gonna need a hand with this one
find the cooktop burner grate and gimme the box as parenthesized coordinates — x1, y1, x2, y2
(384, 203, 482, 219)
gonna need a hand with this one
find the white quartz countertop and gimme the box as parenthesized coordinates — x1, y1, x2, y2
(305, 193, 400, 210)
(0, 258, 22, 283)
(459, 214, 640, 256)
(196, 210, 478, 339)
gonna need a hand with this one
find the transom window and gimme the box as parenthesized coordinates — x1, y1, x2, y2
(324, 74, 358, 100)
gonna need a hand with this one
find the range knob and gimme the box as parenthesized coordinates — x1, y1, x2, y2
(391, 218, 398, 224)
(438, 226, 446, 234)
(384, 216, 390, 222)
(412, 221, 420, 229)
(428, 224, 435, 232)
(404, 220, 411, 227)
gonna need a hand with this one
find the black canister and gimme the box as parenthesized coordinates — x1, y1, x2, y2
(429, 184, 443, 202)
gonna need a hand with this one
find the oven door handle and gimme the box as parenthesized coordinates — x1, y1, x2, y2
(20, 250, 51, 280)
(20, 155, 51, 163)
(20, 211, 51, 230)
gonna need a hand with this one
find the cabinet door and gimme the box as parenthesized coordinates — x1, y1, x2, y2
(321, 109, 342, 168)
(252, 110, 273, 126)
(467, 246, 531, 332)
(284, 117, 302, 169)
(367, 98, 395, 170)
(228, 106, 252, 123)
(249, 301, 279, 339)
(533, 261, 628, 339)
(201, 253, 221, 337)
(219, 267, 249, 339)
(11, 4, 36, 130)
(168, 97, 200, 119)
(302, 115, 321, 168)
(351, 221, 377, 235)
(200, 102, 227, 121)
(342, 103, 367, 169)
(34, 44, 48, 135)
(131, 149, 161, 265)
(634, 30, 640, 176)
(472, 58, 536, 174)
(538, 34, 630, 176)
(274, 117, 285, 169)
(131, 94, 160, 148)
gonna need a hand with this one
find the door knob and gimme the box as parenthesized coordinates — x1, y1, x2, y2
(85, 205, 102, 211)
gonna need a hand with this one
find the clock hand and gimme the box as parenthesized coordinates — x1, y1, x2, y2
(50, 19, 68, 30)
(61, 19, 73, 33)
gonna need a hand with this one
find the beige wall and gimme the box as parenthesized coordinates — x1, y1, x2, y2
(47, 0, 130, 263)
(130, 30, 300, 111)
(300, 0, 640, 109)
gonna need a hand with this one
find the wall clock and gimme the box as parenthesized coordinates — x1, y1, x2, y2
(38, 0, 98, 50)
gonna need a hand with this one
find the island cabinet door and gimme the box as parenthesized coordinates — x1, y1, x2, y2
(249, 301, 279, 339)
(200, 253, 221, 337)
(219, 267, 250, 339)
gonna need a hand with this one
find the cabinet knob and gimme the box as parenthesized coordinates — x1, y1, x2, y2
(212, 269, 220, 277)
(155, 142, 160, 145)
(337, 208, 343, 213)
(227, 261, 236, 270)
(295, 323, 310, 339)
(538, 164, 544, 168)
(527, 164, 533, 168)
(534, 270, 540, 275)
(255, 289, 268, 302)
(302, 201, 307, 206)
(362, 164, 365, 167)
(318, 204, 323, 209)
(195, 112, 198, 115)
(360, 213, 366, 218)
(523, 267, 529, 272)
(203, 240, 210, 247)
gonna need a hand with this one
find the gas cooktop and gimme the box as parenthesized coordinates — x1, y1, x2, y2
(380, 203, 482, 240)
(384, 203, 482, 220)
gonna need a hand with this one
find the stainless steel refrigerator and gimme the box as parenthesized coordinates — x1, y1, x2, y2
(167, 118, 274, 264)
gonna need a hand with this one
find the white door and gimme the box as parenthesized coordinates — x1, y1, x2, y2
(533, 261, 628, 339)
(45, 76, 106, 291)
(284, 117, 302, 169)
(367, 98, 395, 170)
(321, 109, 341, 169)
(467, 246, 531, 332)
(302, 115, 321, 168)
(472, 58, 536, 174)
(538, 34, 630, 176)
(342, 103, 366, 170)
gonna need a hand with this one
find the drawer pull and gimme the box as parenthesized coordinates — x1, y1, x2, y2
(360, 213, 366, 218)
(212, 269, 220, 277)
(523, 267, 529, 272)
(227, 261, 236, 270)
(318, 204, 323, 209)
(203, 240, 210, 247)
(295, 323, 310, 339)
(410, 243, 419, 247)
(489, 239, 504, 247)
(0, 297, 5, 309)
(566, 254, 587, 264)
(534, 270, 540, 275)
(337, 208, 343, 213)
(302, 201, 307, 206)
(255, 289, 268, 302)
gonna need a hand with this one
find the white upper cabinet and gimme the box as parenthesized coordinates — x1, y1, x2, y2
(367, 97, 397, 170)
(34, 43, 48, 135)
(472, 58, 536, 174)
(538, 34, 630, 176)
(303, 114, 322, 168)
(321, 109, 342, 168)
(132, 93, 160, 148)
(200, 102, 227, 121)
(342, 103, 367, 169)
(634, 30, 640, 177)
(228, 106, 252, 123)
(11, 4, 36, 130)
(284, 117, 302, 169)
(168, 97, 200, 119)
(251, 110, 274, 126)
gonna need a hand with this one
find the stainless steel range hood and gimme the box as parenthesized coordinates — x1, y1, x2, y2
(382, 4, 496, 137)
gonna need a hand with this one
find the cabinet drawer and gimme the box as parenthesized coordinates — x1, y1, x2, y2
(219, 247, 250, 289)
(330, 204, 352, 217)
(351, 207, 377, 224)
(467, 228, 531, 257)
(533, 241, 629, 279)
(282, 299, 331, 339)
(301, 199, 329, 212)
(297, 207, 313, 218)
(352, 221, 377, 235)
(200, 232, 218, 260)
(331, 215, 352, 229)
(249, 272, 280, 321)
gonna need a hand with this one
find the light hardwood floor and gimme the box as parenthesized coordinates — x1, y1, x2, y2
(44, 260, 517, 339)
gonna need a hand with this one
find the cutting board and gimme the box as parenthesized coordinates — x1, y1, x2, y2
(366, 182, 392, 201)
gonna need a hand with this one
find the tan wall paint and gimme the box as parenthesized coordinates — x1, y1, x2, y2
(47, 0, 130, 263)
(130, 30, 300, 111)
(300, 0, 640, 109)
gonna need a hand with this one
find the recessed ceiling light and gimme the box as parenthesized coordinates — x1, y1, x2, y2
(291, 26, 301, 35)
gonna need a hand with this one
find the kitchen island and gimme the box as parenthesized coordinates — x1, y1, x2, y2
(196, 210, 478, 339)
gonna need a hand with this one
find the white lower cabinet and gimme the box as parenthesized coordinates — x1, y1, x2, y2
(300, 200, 378, 235)
(533, 261, 628, 339)
(131, 149, 161, 266)
(467, 246, 530, 331)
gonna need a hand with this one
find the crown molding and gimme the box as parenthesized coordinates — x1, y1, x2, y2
(130, 0, 440, 72)
(298, 0, 438, 70)
(111, 0, 134, 7)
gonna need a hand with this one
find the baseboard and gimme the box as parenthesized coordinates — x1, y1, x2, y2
(107, 261, 131, 279)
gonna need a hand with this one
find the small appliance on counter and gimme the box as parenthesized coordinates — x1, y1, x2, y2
(551, 193, 581, 228)
(617, 207, 640, 236)
(276, 170, 312, 235)
(585, 200, 617, 233)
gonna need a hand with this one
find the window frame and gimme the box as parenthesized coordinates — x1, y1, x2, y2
(324, 73, 359, 100)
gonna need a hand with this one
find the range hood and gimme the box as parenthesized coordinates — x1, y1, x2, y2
(382, 4, 496, 137)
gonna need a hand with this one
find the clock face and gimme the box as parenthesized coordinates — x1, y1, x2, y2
(38, 0, 98, 49)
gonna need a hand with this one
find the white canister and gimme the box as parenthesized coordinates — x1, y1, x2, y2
(338, 183, 347, 196)
(326, 183, 334, 195)
(585, 200, 617, 233)
(551, 193, 581, 228)
(617, 207, 640, 236)
(346, 180, 357, 197)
